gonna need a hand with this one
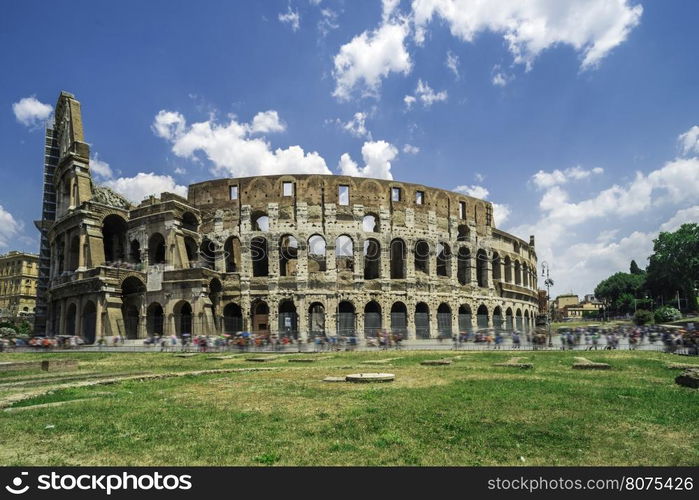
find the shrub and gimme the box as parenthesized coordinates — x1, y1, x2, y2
(654, 306, 682, 324)
(633, 309, 653, 325)
(0, 327, 16, 338)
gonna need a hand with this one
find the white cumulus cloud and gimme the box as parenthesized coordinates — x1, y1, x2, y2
(0, 205, 21, 249)
(402, 144, 420, 154)
(338, 140, 398, 180)
(405, 79, 448, 108)
(12, 96, 53, 128)
(153, 109, 331, 178)
(531, 165, 604, 189)
(454, 184, 489, 199)
(678, 125, 699, 156)
(411, 0, 643, 70)
(103, 173, 188, 204)
(342, 112, 372, 139)
(332, 21, 412, 100)
(89, 154, 114, 180)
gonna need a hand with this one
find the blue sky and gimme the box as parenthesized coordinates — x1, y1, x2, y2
(2, 0, 698, 296)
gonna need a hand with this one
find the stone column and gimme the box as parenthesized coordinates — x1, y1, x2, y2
(297, 295, 307, 342)
(429, 303, 438, 339)
(469, 252, 479, 287)
(95, 297, 103, 339)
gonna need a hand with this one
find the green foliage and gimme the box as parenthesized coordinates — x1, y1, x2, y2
(629, 260, 645, 275)
(594, 273, 645, 313)
(653, 306, 682, 324)
(15, 321, 31, 335)
(0, 326, 16, 338)
(646, 223, 699, 311)
(633, 309, 653, 325)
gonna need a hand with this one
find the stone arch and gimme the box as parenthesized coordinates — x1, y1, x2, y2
(199, 237, 216, 270)
(457, 246, 471, 285)
(437, 303, 452, 338)
(279, 235, 299, 277)
(476, 249, 488, 287)
(224, 236, 241, 273)
(102, 214, 127, 264)
(335, 235, 354, 272)
(337, 300, 356, 336)
(148, 233, 166, 264)
(223, 303, 243, 334)
(251, 211, 269, 232)
(515, 307, 523, 331)
(362, 213, 379, 232)
(68, 234, 80, 271)
(390, 301, 407, 337)
(457, 224, 470, 242)
(390, 238, 406, 279)
(66, 302, 77, 336)
(504, 256, 512, 283)
(436, 243, 451, 277)
(308, 234, 327, 273)
(524, 309, 531, 332)
(81, 300, 96, 344)
(173, 300, 192, 338)
(184, 236, 197, 266)
(493, 306, 504, 333)
(514, 260, 522, 286)
(415, 302, 430, 339)
(363, 300, 382, 337)
(251, 237, 269, 277)
(121, 276, 145, 339)
(181, 212, 199, 232)
(458, 304, 472, 333)
(251, 300, 269, 336)
(505, 307, 514, 331)
(278, 299, 298, 338)
(414, 240, 430, 275)
(492, 252, 502, 281)
(129, 239, 142, 264)
(476, 304, 489, 329)
(308, 302, 325, 338)
(146, 302, 164, 337)
(363, 238, 381, 280)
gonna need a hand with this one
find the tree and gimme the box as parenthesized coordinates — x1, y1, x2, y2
(630, 260, 644, 275)
(594, 272, 645, 313)
(633, 309, 653, 326)
(646, 223, 699, 312)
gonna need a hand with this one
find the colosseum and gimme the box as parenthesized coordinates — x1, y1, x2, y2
(36, 92, 539, 343)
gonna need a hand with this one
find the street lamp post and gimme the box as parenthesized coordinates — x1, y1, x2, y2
(541, 261, 554, 347)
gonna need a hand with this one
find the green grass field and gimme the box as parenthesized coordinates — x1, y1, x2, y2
(0, 350, 697, 466)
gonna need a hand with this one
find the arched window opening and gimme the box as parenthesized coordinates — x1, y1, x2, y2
(224, 237, 241, 273)
(514, 261, 522, 286)
(308, 303, 325, 338)
(458, 305, 472, 334)
(363, 239, 381, 280)
(457, 246, 471, 285)
(223, 303, 243, 334)
(476, 304, 489, 329)
(182, 212, 199, 232)
(457, 225, 470, 242)
(184, 236, 197, 267)
(279, 235, 299, 277)
(199, 238, 216, 270)
(362, 214, 378, 232)
(337, 301, 356, 337)
(308, 235, 326, 273)
(437, 303, 452, 338)
(129, 240, 142, 264)
(335, 235, 354, 272)
(492, 252, 502, 281)
(146, 303, 164, 337)
(476, 250, 488, 287)
(414, 240, 430, 275)
(390, 239, 406, 279)
(148, 233, 166, 265)
(390, 302, 407, 337)
(415, 302, 430, 339)
(252, 212, 269, 232)
(436, 243, 451, 277)
(251, 237, 268, 277)
(363, 301, 382, 338)
(278, 300, 298, 339)
(102, 215, 127, 264)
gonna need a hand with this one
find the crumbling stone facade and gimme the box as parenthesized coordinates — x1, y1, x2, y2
(40, 92, 539, 343)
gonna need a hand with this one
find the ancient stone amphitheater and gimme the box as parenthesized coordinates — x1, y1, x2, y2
(39, 92, 539, 343)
